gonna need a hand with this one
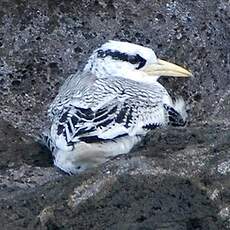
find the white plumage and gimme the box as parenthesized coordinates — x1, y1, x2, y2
(43, 40, 192, 174)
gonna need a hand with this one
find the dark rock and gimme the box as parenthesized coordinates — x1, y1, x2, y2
(0, 0, 230, 229)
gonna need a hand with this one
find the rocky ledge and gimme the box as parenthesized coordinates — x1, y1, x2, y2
(0, 0, 229, 229)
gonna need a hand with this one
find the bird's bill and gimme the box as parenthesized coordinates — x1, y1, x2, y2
(143, 59, 192, 77)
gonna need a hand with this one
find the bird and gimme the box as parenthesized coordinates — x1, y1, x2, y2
(42, 40, 192, 174)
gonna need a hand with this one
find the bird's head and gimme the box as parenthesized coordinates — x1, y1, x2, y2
(84, 40, 192, 83)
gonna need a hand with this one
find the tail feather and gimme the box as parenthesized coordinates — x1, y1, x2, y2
(173, 97, 188, 122)
(39, 131, 56, 153)
(164, 97, 188, 127)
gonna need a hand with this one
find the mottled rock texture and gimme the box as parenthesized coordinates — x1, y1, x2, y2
(0, 0, 230, 229)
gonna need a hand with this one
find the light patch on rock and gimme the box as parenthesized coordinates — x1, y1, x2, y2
(209, 188, 220, 201)
(219, 206, 230, 227)
(68, 176, 117, 209)
(38, 206, 55, 227)
(217, 160, 230, 175)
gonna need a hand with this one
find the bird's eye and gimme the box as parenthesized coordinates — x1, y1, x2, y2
(128, 55, 138, 64)
(135, 54, 147, 69)
(97, 49, 106, 58)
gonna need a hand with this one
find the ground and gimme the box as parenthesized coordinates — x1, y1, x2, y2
(0, 0, 230, 229)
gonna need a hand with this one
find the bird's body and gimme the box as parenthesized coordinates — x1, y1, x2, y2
(44, 41, 191, 174)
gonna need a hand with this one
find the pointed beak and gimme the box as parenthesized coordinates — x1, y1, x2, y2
(143, 59, 192, 77)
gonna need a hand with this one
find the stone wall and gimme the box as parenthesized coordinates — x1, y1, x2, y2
(0, 0, 229, 229)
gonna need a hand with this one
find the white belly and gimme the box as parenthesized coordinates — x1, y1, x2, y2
(53, 135, 142, 174)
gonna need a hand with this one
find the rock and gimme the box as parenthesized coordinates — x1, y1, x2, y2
(0, 0, 229, 229)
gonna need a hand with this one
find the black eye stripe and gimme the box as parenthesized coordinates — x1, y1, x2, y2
(136, 54, 147, 69)
(97, 49, 146, 69)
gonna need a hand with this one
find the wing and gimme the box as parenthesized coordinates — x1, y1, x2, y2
(50, 75, 180, 150)
(163, 104, 186, 127)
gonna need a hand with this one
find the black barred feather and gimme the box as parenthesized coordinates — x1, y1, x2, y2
(49, 73, 186, 148)
(163, 104, 186, 126)
(55, 98, 138, 144)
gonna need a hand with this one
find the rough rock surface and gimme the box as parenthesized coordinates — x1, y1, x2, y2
(0, 0, 229, 229)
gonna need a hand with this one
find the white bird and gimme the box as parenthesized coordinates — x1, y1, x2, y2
(43, 40, 192, 174)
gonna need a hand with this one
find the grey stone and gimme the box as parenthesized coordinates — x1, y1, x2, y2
(0, 0, 230, 229)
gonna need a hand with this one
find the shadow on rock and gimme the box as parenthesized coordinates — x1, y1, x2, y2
(0, 119, 53, 170)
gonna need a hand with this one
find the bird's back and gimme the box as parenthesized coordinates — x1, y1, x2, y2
(47, 71, 175, 152)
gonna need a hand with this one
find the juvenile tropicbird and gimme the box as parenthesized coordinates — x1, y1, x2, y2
(43, 41, 192, 174)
